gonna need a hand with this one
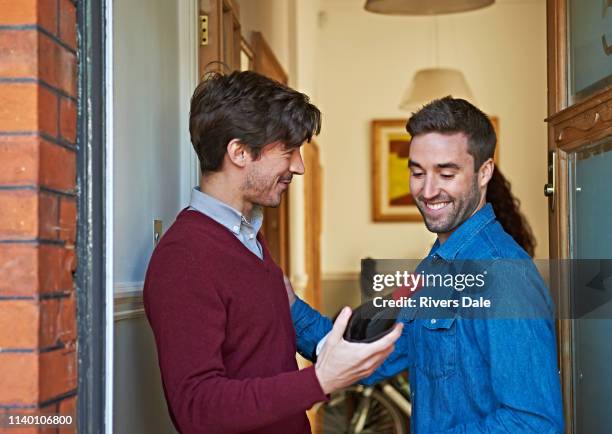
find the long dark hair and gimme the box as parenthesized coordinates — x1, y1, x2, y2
(486, 167, 536, 257)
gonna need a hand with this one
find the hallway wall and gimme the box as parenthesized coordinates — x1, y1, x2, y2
(317, 0, 549, 279)
(112, 0, 188, 431)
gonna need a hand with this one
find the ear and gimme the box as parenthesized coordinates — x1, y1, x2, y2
(479, 158, 494, 188)
(226, 139, 250, 168)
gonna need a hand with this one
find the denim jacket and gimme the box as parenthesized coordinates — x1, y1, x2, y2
(291, 204, 564, 433)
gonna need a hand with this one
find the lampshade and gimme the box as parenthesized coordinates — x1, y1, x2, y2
(364, 0, 494, 15)
(399, 68, 475, 111)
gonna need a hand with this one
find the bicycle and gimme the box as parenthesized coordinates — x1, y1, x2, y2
(314, 372, 412, 434)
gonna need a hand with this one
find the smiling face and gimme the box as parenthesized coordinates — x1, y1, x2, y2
(409, 132, 488, 242)
(242, 141, 305, 208)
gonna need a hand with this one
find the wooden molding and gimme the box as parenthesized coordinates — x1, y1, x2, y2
(548, 86, 612, 151)
(251, 31, 288, 84)
(114, 285, 145, 322)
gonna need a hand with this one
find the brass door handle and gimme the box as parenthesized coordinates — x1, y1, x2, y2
(545, 150, 556, 210)
(544, 184, 554, 197)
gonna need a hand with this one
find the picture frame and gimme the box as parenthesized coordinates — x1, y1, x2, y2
(371, 117, 499, 222)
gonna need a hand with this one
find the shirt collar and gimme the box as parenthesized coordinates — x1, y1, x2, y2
(189, 188, 263, 236)
(428, 203, 496, 261)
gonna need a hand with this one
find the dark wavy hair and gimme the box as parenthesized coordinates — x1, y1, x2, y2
(407, 96, 496, 170)
(486, 167, 536, 257)
(189, 70, 321, 174)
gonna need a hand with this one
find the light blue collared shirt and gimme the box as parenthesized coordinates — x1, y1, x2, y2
(189, 187, 264, 259)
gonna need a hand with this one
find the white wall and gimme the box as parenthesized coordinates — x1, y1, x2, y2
(238, 0, 293, 73)
(113, 0, 184, 286)
(317, 0, 549, 276)
(112, 0, 191, 432)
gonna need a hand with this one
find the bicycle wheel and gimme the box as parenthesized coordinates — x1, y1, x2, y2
(315, 386, 409, 434)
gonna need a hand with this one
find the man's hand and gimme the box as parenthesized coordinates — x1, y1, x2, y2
(284, 275, 297, 306)
(314, 306, 403, 395)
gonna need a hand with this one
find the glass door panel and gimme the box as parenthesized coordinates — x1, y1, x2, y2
(570, 137, 612, 433)
(568, 0, 612, 103)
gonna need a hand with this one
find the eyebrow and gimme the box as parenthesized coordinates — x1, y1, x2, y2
(436, 162, 461, 170)
(408, 160, 461, 170)
(408, 160, 422, 169)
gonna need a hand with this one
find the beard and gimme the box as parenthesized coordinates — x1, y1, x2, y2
(243, 167, 291, 208)
(416, 178, 481, 235)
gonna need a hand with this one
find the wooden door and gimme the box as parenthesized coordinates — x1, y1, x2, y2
(546, 1, 612, 432)
(198, 0, 241, 75)
(251, 31, 292, 275)
(304, 140, 323, 309)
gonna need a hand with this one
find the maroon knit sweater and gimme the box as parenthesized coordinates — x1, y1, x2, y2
(144, 209, 327, 434)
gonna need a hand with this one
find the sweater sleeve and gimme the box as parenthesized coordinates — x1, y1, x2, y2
(144, 244, 327, 434)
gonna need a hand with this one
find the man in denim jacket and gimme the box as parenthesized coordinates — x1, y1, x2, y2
(288, 97, 564, 433)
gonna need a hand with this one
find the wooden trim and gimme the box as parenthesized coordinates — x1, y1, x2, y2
(546, 2, 612, 431)
(252, 31, 289, 84)
(546, 0, 568, 116)
(222, 0, 240, 23)
(548, 87, 612, 152)
(240, 36, 254, 71)
(546, 4, 573, 431)
(304, 140, 322, 309)
(198, 0, 223, 76)
(114, 284, 145, 322)
(114, 291, 145, 322)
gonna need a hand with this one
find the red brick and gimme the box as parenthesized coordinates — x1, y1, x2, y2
(58, 197, 75, 244)
(0, 83, 37, 131)
(37, 32, 58, 88)
(40, 141, 76, 192)
(0, 30, 37, 77)
(58, 97, 76, 144)
(39, 348, 76, 403)
(58, 395, 76, 433)
(39, 294, 75, 348)
(0, 420, 53, 434)
(0, 244, 37, 296)
(0, 83, 57, 137)
(39, 245, 75, 294)
(0, 136, 39, 186)
(37, 84, 58, 137)
(0, 30, 77, 97)
(58, 0, 76, 51)
(0, 300, 39, 348)
(38, 192, 59, 240)
(37, 0, 59, 35)
(0, 189, 38, 239)
(38, 31, 77, 97)
(56, 49, 76, 98)
(0, 0, 57, 34)
(0, 405, 65, 433)
(39, 34, 77, 98)
(0, 353, 38, 404)
(0, 137, 76, 191)
(0, 0, 37, 26)
(0, 244, 75, 298)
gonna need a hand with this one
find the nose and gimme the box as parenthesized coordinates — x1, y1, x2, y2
(422, 174, 440, 200)
(290, 148, 305, 175)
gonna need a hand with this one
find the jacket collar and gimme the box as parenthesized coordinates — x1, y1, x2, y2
(428, 203, 496, 261)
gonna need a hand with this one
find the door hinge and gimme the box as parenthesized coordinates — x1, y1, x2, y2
(200, 15, 209, 46)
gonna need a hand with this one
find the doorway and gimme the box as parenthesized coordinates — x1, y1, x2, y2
(546, 1, 612, 432)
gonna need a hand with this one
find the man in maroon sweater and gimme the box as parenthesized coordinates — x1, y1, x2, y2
(144, 71, 402, 434)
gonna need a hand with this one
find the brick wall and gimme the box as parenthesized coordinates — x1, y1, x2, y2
(0, 0, 78, 432)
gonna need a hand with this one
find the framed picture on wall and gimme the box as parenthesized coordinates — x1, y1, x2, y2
(371, 117, 499, 222)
